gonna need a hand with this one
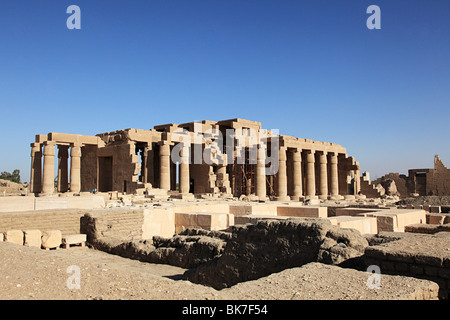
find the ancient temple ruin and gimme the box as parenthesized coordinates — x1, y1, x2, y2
(29, 118, 363, 200)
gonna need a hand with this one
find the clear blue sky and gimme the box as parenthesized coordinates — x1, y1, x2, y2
(0, 0, 449, 182)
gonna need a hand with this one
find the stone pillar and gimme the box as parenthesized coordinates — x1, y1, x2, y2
(179, 145, 190, 194)
(30, 143, 42, 194)
(329, 152, 340, 199)
(355, 166, 361, 197)
(159, 142, 171, 190)
(292, 148, 302, 200)
(70, 144, 82, 193)
(41, 141, 55, 195)
(305, 150, 317, 199)
(277, 148, 290, 201)
(256, 144, 266, 200)
(142, 146, 151, 185)
(318, 152, 328, 200)
(57, 145, 69, 193)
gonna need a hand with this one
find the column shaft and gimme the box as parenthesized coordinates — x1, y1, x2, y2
(256, 145, 266, 200)
(179, 145, 190, 194)
(42, 142, 55, 195)
(319, 152, 328, 199)
(70, 144, 82, 193)
(159, 143, 171, 190)
(330, 153, 339, 198)
(292, 149, 302, 199)
(277, 148, 290, 201)
(305, 150, 316, 199)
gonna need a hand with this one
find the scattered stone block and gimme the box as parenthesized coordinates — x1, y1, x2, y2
(175, 212, 233, 233)
(62, 234, 87, 248)
(363, 209, 426, 233)
(41, 230, 62, 250)
(23, 230, 42, 248)
(326, 215, 377, 234)
(334, 207, 381, 217)
(4, 230, 24, 245)
(228, 203, 277, 217)
(276, 205, 327, 218)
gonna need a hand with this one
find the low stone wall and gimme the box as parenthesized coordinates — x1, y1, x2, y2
(0, 209, 87, 236)
(0, 195, 105, 213)
(364, 232, 450, 299)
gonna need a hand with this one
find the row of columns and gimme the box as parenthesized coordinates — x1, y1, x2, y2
(30, 141, 82, 195)
(274, 148, 340, 200)
(155, 142, 341, 201)
(158, 142, 191, 194)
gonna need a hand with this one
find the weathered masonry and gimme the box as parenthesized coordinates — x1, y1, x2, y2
(29, 118, 363, 200)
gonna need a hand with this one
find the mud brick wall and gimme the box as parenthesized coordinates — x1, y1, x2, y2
(0, 209, 87, 236)
(364, 233, 450, 299)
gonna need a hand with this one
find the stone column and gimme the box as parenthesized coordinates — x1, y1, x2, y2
(41, 141, 56, 195)
(179, 145, 190, 194)
(30, 143, 42, 194)
(142, 146, 151, 185)
(70, 144, 82, 193)
(355, 166, 361, 197)
(159, 142, 171, 190)
(277, 148, 290, 201)
(57, 145, 69, 193)
(292, 148, 302, 200)
(256, 144, 266, 200)
(305, 150, 316, 199)
(318, 152, 328, 200)
(329, 152, 340, 199)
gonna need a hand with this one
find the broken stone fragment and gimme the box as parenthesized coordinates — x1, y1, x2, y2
(41, 230, 62, 249)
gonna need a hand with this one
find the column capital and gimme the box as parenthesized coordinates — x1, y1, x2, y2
(305, 150, 315, 162)
(292, 148, 302, 162)
(319, 152, 328, 164)
(330, 152, 338, 164)
(70, 144, 82, 158)
(43, 142, 55, 157)
(30, 143, 41, 156)
(158, 139, 174, 146)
